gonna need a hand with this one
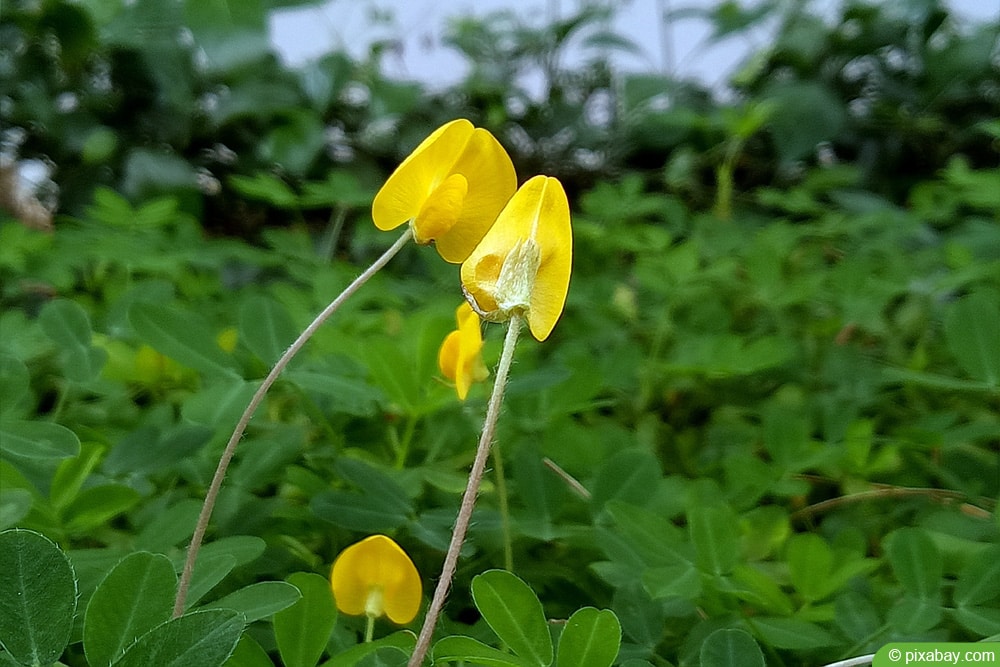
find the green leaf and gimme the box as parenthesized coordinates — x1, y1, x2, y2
(135, 499, 202, 552)
(885, 528, 941, 599)
(0, 488, 32, 531)
(285, 371, 383, 417)
(274, 572, 338, 667)
(260, 111, 326, 177)
(0, 355, 31, 419)
(591, 448, 662, 508)
(311, 461, 411, 532)
(955, 545, 1000, 607)
(184, 553, 239, 610)
(37, 299, 92, 347)
(786, 534, 835, 601)
(122, 149, 199, 200)
(239, 295, 297, 365)
(944, 292, 1000, 386)
(360, 340, 424, 415)
(202, 581, 301, 623)
(51, 442, 104, 511)
(229, 173, 299, 209)
(555, 607, 621, 667)
(335, 459, 412, 513)
(951, 605, 1000, 636)
(38, 298, 107, 382)
(310, 490, 410, 532)
(182, 379, 259, 428)
(0, 529, 78, 666)
(354, 647, 409, 667)
(114, 609, 244, 667)
(471, 570, 553, 666)
(728, 565, 794, 616)
(762, 81, 845, 162)
(104, 424, 214, 476)
(762, 404, 809, 469)
(887, 595, 942, 634)
(0, 420, 81, 460)
(603, 500, 690, 567)
(83, 552, 177, 667)
(299, 170, 372, 208)
(642, 563, 702, 600)
(688, 503, 739, 576)
(63, 484, 141, 534)
(700, 628, 765, 667)
(750, 617, 837, 649)
(223, 633, 273, 667)
(834, 591, 881, 643)
(129, 302, 239, 377)
(175, 537, 266, 609)
(324, 632, 415, 667)
(431, 636, 529, 667)
(184, 0, 269, 73)
(195, 536, 267, 567)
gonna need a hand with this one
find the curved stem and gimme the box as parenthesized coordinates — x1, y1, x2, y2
(819, 655, 875, 667)
(492, 446, 514, 571)
(172, 229, 413, 617)
(408, 314, 523, 667)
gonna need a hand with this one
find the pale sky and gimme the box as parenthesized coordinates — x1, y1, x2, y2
(269, 0, 1000, 91)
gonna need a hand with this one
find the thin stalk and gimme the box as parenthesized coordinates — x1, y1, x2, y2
(393, 415, 419, 469)
(819, 656, 875, 667)
(408, 314, 523, 667)
(492, 446, 514, 571)
(364, 614, 375, 643)
(173, 229, 413, 618)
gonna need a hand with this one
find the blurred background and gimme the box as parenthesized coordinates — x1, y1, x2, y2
(2, 2, 999, 664)
(4, 0, 998, 233)
(270, 0, 1000, 90)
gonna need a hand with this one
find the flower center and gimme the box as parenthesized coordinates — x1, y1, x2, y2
(464, 238, 540, 321)
(364, 585, 385, 619)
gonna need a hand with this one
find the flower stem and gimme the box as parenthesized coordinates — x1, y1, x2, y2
(172, 229, 413, 618)
(492, 446, 514, 571)
(408, 314, 523, 667)
(364, 614, 376, 643)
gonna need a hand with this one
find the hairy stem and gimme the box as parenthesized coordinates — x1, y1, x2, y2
(492, 446, 514, 571)
(173, 229, 413, 617)
(408, 314, 523, 666)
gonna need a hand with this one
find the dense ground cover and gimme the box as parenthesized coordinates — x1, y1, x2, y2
(2, 1, 998, 666)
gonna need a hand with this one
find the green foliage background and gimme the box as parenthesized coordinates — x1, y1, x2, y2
(1, 0, 998, 665)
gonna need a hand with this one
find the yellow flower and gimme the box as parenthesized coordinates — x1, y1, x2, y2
(330, 535, 422, 625)
(438, 302, 489, 400)
(372, 119, 517, 263)
(460, 175, 572, 341)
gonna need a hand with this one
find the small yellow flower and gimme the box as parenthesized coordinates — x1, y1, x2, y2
(461, 175, 572, 341)
(372, 119, 517, 263)
(438, 302, 489, 400)
(330, 535, 422, 625)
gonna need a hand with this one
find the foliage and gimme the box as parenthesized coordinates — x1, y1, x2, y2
(2, 0, 999, 666)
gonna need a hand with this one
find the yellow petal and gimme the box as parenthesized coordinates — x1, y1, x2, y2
(412, 173, 468, 244)
(330, 534, 422, 624)
(438, 330, 462, 382)
(526, 178, 572, 341)
(433, 129, 517, 263)
(438, 303, 488, 400)
(460, 175, 572, 341)
(371, 119, 475, 232)
(456, 304, 486, 399)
